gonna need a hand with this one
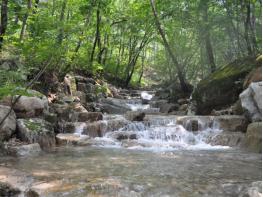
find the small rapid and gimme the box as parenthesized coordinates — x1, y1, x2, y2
(99, 116, 228, 151)
(81, 90, 228, 151)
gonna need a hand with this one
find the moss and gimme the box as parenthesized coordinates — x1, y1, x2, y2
(0, 85, 44, 100)
(199, 56, 260, 86)
(193, 55, 261, 114)
(24, 119, 42, 133)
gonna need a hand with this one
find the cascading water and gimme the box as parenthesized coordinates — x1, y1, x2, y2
(99, 116, 228, 151)
(92, 90, 228, 151)
(74, 122, 86, 136)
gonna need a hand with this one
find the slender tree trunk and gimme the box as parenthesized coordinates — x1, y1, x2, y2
(242, 0, 253, 55)
(125, 33, 149, 86)
(20, 0, 32, 41)
(138, 50, 146, 85)
(52, 0, 56, 16)
(90, 7, 101, 66)
(201, 0, 216, 73)
(115, 33, 124, 82)
(56, 0, 67, 45)
(248, 2, 258, 53)
(149, 0, 189, 92)
(0, 0, 8, 50)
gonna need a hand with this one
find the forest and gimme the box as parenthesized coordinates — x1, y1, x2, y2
(0, 0, 262, 196)
(0, 0, 261, 90)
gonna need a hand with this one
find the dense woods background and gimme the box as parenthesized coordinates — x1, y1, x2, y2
(0, 0, 261, 91)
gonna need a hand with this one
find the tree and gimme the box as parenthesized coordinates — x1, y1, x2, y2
(150, 0, 190, 92)
(0, 0, 8, 49)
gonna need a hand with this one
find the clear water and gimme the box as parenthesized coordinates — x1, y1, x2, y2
(0, 147, 261, 197)
(1, 95, 261, 197)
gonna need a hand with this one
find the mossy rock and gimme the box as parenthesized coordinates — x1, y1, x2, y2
(0, 85, 45, 100)
(192, 55, 261, 115)
(17, 118, 56, 149)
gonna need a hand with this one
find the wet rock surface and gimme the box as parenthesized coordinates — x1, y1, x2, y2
(243, 122, 262, 153)
(125, 111, 145, 121)
(0, 105, 16, 142)
(3, 141, 41, 156)
(17, 118, 56, 149)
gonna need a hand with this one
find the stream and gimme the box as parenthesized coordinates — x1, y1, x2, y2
(0, 91, 261, 197)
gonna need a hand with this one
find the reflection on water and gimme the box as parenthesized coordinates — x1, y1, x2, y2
(0, 147, 261, 197)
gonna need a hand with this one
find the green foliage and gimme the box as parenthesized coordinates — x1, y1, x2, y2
(0, 85, 29, 100)
(0, 0, 261, 89)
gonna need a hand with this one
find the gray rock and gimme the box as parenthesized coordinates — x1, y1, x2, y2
(125, 111, 145, 121)
(149, 99, 168, 108)
(240, 82, 262, 122)
(4, 143, 41, 156)
(159, 103, 179, 113)
(0, 105, 16, 142)
(82, 118, 128, 137)
(184, 119, 199, 132)
(25, 189, 40, 197)
(108, 131, 137, 141)
(44, 112, 58, 125)
(239, 181, 262, 197)
(100, 98, 130, 114)
(56, 134, 90, 146)
(177, 98, 188, 105)
(17, 118, 56, 149)
(243, 122, 262, 153)
(214, 115, 248, 132)
(76, 112, 103, 122)
(208, 132, 245, 147)
(1, 93, 48, 118)
(179, 104, 188, 111)
(0, 182, 20, 197)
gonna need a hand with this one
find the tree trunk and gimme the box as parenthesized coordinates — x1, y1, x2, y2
(201, 0, 216, 73)
(20, 0, 32, 41)
(56, 0, 67, 45)
(0, 0, 8, 49)
(242, 0, 253, 55)
(138, 50, 146, 85)
(149, 0, 189, 93)
(90, 7, 101, 66)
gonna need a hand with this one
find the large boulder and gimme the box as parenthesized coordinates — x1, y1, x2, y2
(240, 82, 262, 122)
(208, 132, 245, 147)
(3, 142, 41, 156)
(17, 118, 56, 149)
(100, 98, 130, 114)
(0, 105, 16, 142)
(50, 102, 87, 122)
(243, 122, 262, 153)
(82, 118, 128, 137)
(176, 115, 248, 132)
(192, 56, 261, 115)
(1, 92, 48, 118)
(214, 115, 248, 132)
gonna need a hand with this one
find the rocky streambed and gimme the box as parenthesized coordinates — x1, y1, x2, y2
(0, 147, 261, 197)
(0, 77, 262, 196)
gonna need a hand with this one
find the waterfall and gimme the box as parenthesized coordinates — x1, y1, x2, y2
(98, 116, 228, 151)
(74, 122, 86, 136)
